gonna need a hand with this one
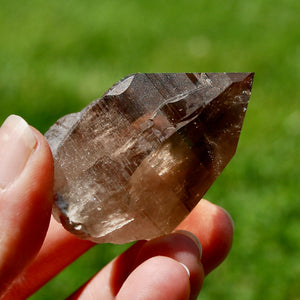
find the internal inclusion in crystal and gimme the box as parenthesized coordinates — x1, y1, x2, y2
(45, 73, 254, 244)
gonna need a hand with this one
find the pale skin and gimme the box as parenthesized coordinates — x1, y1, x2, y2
(0, 115, 234, 300)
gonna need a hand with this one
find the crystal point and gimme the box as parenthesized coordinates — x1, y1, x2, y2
(45, 72, 254, 244)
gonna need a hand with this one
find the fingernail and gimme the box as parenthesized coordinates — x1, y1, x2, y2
(0, 115, 37, 189)
(179, 262, 191, 278)
(174, 230, 202, 260)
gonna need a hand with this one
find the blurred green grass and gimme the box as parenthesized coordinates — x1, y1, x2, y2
(0, 0, 299, 299)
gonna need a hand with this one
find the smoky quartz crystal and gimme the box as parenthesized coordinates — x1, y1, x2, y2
(45, 73, 254, 244)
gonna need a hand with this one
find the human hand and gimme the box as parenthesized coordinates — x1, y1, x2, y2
(0, 115, 234, 300)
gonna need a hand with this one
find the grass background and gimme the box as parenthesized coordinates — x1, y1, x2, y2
(0, 0, 299, 299)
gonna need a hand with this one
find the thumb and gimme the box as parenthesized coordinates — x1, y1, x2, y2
(0, 115, 54, 296)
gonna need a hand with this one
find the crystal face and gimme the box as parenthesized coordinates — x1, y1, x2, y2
(45, 73, 254, 244)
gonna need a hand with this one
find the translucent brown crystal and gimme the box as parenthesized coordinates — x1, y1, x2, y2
(45, 73, 254, 244)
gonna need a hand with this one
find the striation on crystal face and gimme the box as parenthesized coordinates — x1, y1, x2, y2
(45, 73, 254, 244)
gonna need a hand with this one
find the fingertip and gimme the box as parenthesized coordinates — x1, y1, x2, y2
(202, 203, 234, 274)
(174, 229, 203, 259)
(0, 117, 54, 294)
(133, 232, 204, 299)
(117, 256, 191, 300)
(178, 199, 234, 274)
(217, 204, 235, 232)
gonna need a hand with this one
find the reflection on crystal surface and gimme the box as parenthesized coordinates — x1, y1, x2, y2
(45, 73, 254, 244)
